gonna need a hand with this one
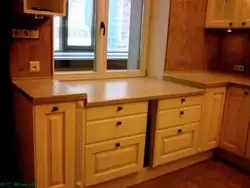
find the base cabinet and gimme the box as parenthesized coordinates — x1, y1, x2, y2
(85, 135, 146, 186)
(34, 103, 75, 188)
(220, 86, 250, 157)
(200, 87, 226, 151)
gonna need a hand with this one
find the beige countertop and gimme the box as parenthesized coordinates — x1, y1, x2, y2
(13, 77, 205, 106)
(164, 72, 250, 88)
(13, 79, 87, 105)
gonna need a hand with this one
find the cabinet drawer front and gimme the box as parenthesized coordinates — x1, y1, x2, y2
(159, 95, 203, 110)
(86, 114, 147, 144)
(153, 123, 198, 167)
(87, 102, 148, 121)
(85, 135, 145, 186)
(158, 105, 201, 129)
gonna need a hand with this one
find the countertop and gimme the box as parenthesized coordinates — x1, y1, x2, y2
(13, 79, 87, 105)
(164, 72, 250, 88)
(13, 77, 205, 106)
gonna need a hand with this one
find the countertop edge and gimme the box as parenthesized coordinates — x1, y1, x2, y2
(12, 82, 88, 105)
(86, 90, 205, 108)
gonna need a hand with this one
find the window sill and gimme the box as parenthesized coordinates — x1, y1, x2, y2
(54, 52, 128, 60)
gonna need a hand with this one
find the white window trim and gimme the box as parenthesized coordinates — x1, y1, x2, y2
(53, 0, 151, 81)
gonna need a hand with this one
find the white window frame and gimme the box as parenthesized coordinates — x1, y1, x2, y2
(53, 0, 151, 81)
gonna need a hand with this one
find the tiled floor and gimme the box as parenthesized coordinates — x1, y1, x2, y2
(130, 159, 250, 188)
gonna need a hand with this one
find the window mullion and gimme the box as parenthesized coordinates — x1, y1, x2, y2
(95, 0, 109, 75)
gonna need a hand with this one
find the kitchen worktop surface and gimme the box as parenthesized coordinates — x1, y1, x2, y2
(13, 79, 87, 105)
(165, 72, 250, 88)
(13, 77, 205, 106)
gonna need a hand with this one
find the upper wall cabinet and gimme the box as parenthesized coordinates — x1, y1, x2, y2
(238, 0, 250, 28)
(14, 0, 66, 16)
(205, 0, 238, 28)
(205, 0, 250, 29)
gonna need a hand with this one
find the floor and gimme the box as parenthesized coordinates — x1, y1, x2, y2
(130, 159, 250, 188)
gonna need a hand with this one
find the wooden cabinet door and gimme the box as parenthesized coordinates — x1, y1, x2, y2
(220, 86, 250, 157)
(245, 127, 250, 160)
(200, 87, 226, 151)
(85, 134, 145, 186)
(153, 123, 198, 167)
(205, 0, 239, 28)
(34, 103, 75, 188)
(238, 0, 250, 28)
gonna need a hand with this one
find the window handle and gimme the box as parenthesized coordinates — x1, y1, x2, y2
(100, 22, 106, 36)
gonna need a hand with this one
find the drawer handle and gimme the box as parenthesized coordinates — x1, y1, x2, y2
(116, 121, 122, 126)
(181, 98, 186, 103)
(180, 111, 184, 115)
(117, 106, 123, 111)
(178, 129, 182, 134)
(242, 22, 247, 26)
(51, 106, 58, 112)
(115, 143, 121, 147)
(244, 91, 249, 95)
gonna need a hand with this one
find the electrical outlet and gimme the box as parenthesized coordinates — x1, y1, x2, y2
(12, 29, 22, 38)
(233, 64, 245, 72)
(21, 30, 31, 39)
(29, 61, 40, 72)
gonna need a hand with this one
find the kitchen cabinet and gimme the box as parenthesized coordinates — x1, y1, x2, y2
(34, 103, 75, 188)
(220, 86, 250, 157)
(205, 0, 250, 29)
(14, 0, 66, 16)
(205, 0, 239, 28)
(200, 87, 226, 151)
(151, 95, 203, 167)
(13, 87, 76, 188)
(238, 0, 250, 28)
(84, 102, 148, 186)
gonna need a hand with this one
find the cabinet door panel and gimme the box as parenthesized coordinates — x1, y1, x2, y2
(34, 103, 75, 188)
(238, 0, 250, 28)
(220, 87, 250, 157)
(201, 87, 226, 151)
(245, 127, 250, 160)
(85, 135, 145, 186)
(153, 123, 198, 167)
(206, 0, 239, 28)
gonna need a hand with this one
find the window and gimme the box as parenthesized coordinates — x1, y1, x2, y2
(54, 0, 149, 79)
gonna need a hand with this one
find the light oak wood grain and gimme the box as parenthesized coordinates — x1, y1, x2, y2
(153, 123, 198, 167)
(200, 87, 226, 151)
(220, 86, 250, 157)
(10, 19, 53, 78)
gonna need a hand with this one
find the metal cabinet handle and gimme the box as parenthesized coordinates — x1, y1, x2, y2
(100, 22, 106, 36)
(181, 98, 186, 103)
(117, 106, 123, 111)
(178, 129, 182, 134)
(51, 106, 58, 112)
(115, 143, 121, 147)
(116, 121, 122, 126)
